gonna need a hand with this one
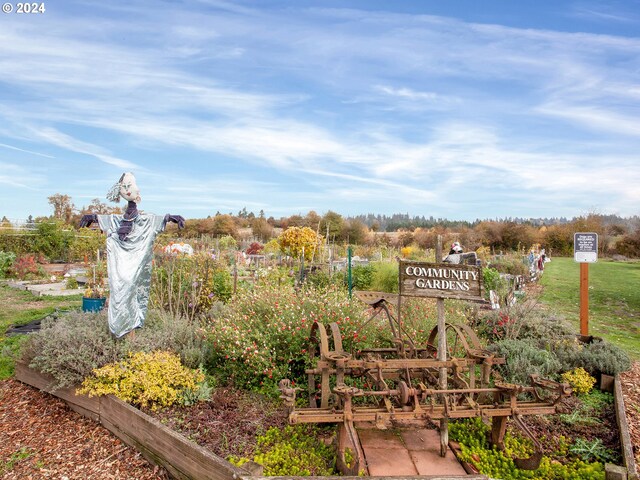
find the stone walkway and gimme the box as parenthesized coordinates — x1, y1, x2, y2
(358, 426, 469, 476)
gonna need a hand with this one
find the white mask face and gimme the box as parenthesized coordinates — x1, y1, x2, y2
(119, 173, 141, 203)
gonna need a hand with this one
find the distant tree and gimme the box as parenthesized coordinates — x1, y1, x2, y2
(541, 224, 573, 256)
(283, 214, 304, 228)
(395, 230, 414, 248)
(47, 193, 75, 224)
(211, 214, 238, 238)
(320, 211, 344, 240)
(304, 211, 322, 230)
(251, 217, 274, 242)
(340, 219, 368, 244)
(81, 198, 121, 215)
(615, 229, 640, 258)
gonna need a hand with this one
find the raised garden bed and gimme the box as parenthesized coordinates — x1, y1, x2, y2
(15, 362, 486, 479)
(15, 360, 638, 479)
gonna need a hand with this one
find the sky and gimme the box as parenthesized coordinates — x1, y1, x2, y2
(1, 0, 639, 223)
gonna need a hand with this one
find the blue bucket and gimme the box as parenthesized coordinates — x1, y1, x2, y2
(82, 297, 106, 313)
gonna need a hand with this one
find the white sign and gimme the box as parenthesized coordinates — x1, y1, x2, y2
(574, 232, 598, 263)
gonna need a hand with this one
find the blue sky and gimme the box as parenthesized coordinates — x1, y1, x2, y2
(1, 0, 639, 222)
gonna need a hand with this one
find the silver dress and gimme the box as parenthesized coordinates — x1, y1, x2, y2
(98, 214, 166, 337)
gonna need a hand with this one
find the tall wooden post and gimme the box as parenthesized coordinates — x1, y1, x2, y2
(580, 263, 589, 336)
(347, 246, 353, 299)
(436, 236, 448, 456)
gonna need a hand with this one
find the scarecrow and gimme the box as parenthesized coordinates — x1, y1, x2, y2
(80, 172, 185, 337)
(442, 241, 478, 265)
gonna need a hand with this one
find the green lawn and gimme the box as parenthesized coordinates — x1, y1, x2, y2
(0, 283, 81, 379)
(539, 257, 640, 360)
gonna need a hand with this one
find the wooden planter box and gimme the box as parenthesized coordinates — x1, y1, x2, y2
(17, 361, 637, 479)
(15, 362, 250, 480)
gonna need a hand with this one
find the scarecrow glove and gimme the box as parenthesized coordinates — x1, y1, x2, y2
(164, 214, 185, 229)
(79, 214, 98, 228)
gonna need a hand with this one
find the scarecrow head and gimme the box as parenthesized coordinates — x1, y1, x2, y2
(107, 172, 141, 203)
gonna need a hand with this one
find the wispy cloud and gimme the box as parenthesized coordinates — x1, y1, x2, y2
(0, 1, 638, 219)
(0, 143, 55, 159)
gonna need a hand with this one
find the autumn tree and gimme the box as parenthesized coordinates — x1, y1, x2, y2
(277, 226, 322, 261)
(340, 219, 368, 244)
(48, 193, 75, 224)
(304, 210, 322, 230)
(251, 217, 274, 242)
(211, 214, 238, 238)
(80, 198, 121, 215)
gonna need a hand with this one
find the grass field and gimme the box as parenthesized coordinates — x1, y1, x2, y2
(0, 283, 81, 379)
(539, 257, 640, 360)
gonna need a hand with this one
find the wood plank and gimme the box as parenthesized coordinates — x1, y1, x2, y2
(100, 394, 247, 480)
(614, 375, 639, 480)
(100, 415, 191, 480)
(15, 361, 101, 415)
(399, 261, 483, 302)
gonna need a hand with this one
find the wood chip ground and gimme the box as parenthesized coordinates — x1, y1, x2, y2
(0, 379, 168, 479)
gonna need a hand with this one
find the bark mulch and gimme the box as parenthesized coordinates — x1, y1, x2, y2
(0, 379, 168, 480)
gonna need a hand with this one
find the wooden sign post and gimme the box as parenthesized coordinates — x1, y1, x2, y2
(399, 243, 484, 457)
(574, 232, 598, 336)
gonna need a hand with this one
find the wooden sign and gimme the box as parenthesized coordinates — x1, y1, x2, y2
(399, 261, 483, 301)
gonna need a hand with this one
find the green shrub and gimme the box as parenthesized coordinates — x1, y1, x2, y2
(229, 425, 336, 476)
(24, 309, 210, 389)
(127, 310, 211, 369)
(488, 255, 529, 276)
(305, 269, 333, 289)
(482, 267, 503, 294)
(33, 220, 74, 262)
(65, 277, 79, 289)
(488, 339, 561, 385)
(517, 311, 575, 342)
(350, 264, 374, 290)
(370, 261, 399, 293)
(78, 350, 208, 411)
(206, 283, 378, 392)
(577, 340, 631, 376)
(549, 337, 584, 372)
(0, 251, 16, 278)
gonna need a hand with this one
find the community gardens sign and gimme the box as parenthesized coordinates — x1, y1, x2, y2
(399, 260, 484, 302)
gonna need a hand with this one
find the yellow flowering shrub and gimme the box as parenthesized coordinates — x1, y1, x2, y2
(277, 227, 322, 261)
(78, 350, 205, 410)
(561, 367, 596, 395)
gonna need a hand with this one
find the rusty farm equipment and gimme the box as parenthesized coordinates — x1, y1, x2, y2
(278, 292, 571, 476)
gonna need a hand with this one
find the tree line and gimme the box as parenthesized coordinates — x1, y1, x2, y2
(1, 194, 639, 260)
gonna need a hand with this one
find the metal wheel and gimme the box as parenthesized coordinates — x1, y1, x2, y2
(308, 322, 351, 408)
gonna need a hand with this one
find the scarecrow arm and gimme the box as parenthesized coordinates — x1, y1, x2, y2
(163, 214, 185, 229)
(79, 214, 98, 228)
